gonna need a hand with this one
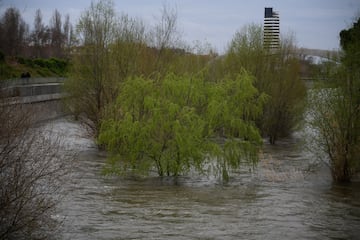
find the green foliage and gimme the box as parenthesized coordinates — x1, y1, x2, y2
(0, 56, 69, 80)
(66, 1, 210, 136)
(308, 17, 360, 182)
(262, 55, 306, 144)
(99, 71, 265, 181)
(99, 74, 206, 177)
(30, 58, 68, 75)
(340, 17, 360, 73)
(206, 70, 267, 180)
(340, 18, 360, 54)
(65, 0, 123, 135)
(308, 69, 360, 182)
(224, 24, 306, 144)
(67, 1, 265, 182)
(206, 71, 266, 139)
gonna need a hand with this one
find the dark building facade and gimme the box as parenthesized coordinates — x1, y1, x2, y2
(264, 7, 280, 50)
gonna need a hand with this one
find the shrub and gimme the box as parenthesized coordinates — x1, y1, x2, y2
(0, 100, 73, 239)
(17, 56, 26, 64)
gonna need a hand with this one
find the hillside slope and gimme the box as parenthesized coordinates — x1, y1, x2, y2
(0, 56, 69, 81)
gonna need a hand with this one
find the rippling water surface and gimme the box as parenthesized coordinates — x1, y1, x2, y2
(51, 118, 360, 240)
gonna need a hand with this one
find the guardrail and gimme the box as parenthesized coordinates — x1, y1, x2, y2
(0, 77, 66, 87)
(1, 78, 68, 122)
(0, 78, 66, 103)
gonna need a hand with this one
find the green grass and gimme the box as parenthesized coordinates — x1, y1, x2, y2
(0, 56, 69, 81)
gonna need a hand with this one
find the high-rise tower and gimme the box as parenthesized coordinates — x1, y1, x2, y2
(264, 7, 280, 50)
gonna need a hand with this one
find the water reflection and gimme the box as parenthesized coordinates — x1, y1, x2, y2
(51, 118, 360, 240)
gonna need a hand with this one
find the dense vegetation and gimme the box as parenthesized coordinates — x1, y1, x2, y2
(0, 0, 357, 188)
(0, 55, 69, 80)
(0, 0, 359, 238)
(98, 71, 266, 180)
(63, 0, 306, 181)
(309, 17, 360, 182)
(219, 24, 306, 144)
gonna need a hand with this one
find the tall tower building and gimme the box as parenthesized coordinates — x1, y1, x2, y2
(264, 7, 280, 50)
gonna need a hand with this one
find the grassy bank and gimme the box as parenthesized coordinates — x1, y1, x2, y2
(0, 53, 69, 80)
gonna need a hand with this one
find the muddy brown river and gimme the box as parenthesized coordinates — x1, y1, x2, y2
(50, 118, 360, 240)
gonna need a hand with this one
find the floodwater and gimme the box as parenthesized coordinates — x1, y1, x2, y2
(49, 118, 360, 240)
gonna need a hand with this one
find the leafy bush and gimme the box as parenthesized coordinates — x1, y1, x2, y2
(33, 58, 47, 68)
(49, 58, 68, 74)
(22, 58, 69, 76)
(17, 56, 26, 64)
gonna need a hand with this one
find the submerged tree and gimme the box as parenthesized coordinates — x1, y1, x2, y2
(225, 24, 306, 144)
(99, 74, 207, 177)
(66, 1, 181, 136)
(309, 17, 360, 182)
(65, 0, 119, 135)
(98, 70, 267, 181)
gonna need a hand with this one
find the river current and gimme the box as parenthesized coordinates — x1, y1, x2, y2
(48, 118, 360, 240)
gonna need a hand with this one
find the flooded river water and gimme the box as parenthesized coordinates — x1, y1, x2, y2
(50, 118, 360, 240)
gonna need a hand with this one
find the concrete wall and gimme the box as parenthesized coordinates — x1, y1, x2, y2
(1, 78, 67, 122)
(1, 77, 65, 87)
(1, 77, 65, 101)
(4, 83, 63, 97)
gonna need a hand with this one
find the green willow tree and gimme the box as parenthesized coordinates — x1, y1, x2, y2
(309, 17, 360, 182)
(224, 24, 306, 144)
(98, 70, 267, 181)
(205, 70, 267, 180)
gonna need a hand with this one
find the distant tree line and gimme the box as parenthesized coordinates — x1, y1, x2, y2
(0, 7, 76, 58)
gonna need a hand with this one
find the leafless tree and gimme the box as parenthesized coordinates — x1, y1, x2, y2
(31, 9, 54, 58)
(50, 9, 63, 57)
(67, 0, 118, 136)
(0, 7, 29, 56)
(0, 94, 73, 239)
(31, 9, 47, 57)
(150, 4, 181, 72)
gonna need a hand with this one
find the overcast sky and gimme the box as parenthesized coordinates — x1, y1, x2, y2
(1, 0, 359, 53)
